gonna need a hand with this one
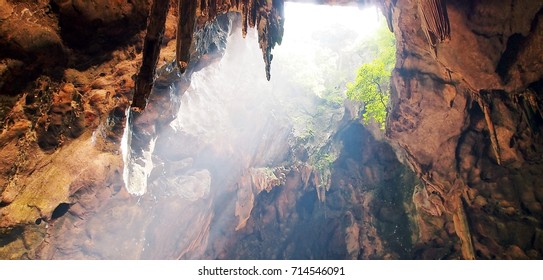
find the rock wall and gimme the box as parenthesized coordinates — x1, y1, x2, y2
(0, 0, 150, 258)
(1, 0, 542, 260)
(212, 122, 418, 259)
(387, 0, 543, 259)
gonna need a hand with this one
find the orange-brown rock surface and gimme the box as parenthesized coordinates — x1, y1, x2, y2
(387, 0, 543, 259)
(1, 0, 543, 260)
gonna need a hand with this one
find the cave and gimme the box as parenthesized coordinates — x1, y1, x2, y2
(0, 0, 542, 262)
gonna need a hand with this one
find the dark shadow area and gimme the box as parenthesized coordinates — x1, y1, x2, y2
(51, 203, 71, 220)
(0, 227, 23, 247)
(496, 34, 524, 82)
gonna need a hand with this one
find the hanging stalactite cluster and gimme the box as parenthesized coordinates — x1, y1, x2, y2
(132, 0, 285, 111)
(418, 0, 450, 46)
(132, 0, 451, 113)
(194, 0, 285, 81)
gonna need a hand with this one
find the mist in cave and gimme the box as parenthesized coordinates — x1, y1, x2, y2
(2, 0, 542, 262)
(114, 3, 388, 259)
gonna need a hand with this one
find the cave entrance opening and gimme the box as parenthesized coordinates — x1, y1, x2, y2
(277, 2, 394, 133)
(161, 2, 391, 202)
(123, 2, 390, 196)
(109, 1, 399, 260)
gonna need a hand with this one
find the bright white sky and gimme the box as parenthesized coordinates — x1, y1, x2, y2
(283, 2, 382, 40)
(270, 3, 384, 97)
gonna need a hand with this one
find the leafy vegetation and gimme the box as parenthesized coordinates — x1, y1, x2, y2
(274, 20, 362, 165)
(271, 12, 396, 201)
(346, 22, 396, 130)
(313, 150, 336, 173)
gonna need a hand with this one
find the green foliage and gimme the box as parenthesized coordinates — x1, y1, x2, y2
(314, 151, 336, 173)
(346, 22, 396, 130)
(321, 87, 344, 108)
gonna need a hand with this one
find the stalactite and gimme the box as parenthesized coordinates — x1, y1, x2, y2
(193, 0, 285, 80)
(479, 95, 502, 166)
(248, 0, 256, 28)
(131, 0, 171, 111)
(133, 0, 285, 111)
(241, 1, 248, 36)
(133, 0, 393, 111)
(418, 0, 450, 47)
(176, 0, 198, 73)
(524, 89, 543, 120)
(451, 194, 475, 260)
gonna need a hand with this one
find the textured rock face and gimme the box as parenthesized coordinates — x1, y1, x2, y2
(1, 0, 543, 260)
(0, 0, 147, 259)
(0, 0, 65, 96)
(212, 122, 417, 259)
(53, 0, 149, 48)
(387, 0, 543, 259)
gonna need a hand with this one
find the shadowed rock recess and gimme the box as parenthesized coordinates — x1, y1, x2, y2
(0, 0, 542, 259)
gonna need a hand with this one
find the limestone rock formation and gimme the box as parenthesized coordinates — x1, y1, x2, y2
(213, 122, 417, 259)
(0, 0, 543, 260)
(53, 0, 150, 48)
(132, 0, 285, 110)
(387, 0, 543, 259)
